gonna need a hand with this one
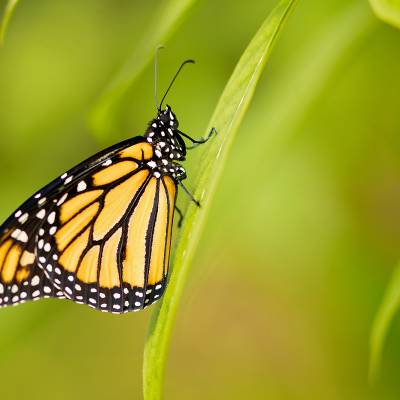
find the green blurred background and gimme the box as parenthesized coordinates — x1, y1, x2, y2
(1, 0, 400, 398)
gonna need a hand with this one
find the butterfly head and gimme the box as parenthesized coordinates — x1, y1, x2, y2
(157, 105, 179, 130)
(145, 105, 187, 164)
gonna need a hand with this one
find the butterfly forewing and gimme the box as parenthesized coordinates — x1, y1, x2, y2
(0, 137, 176, 313)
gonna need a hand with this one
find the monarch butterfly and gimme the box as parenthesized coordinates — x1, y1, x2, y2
(0, 54, 215, 314)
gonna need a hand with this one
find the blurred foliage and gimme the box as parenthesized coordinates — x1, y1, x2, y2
(370, 0, 400, 28)
(1, 0, 400, 399)
(90, 0, 197, 141)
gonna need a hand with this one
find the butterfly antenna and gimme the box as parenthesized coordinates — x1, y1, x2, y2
(154, 45, 165, 110)
(159, 59, 195, 110)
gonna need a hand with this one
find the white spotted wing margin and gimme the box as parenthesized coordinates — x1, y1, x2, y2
(0, 136, 146, 309)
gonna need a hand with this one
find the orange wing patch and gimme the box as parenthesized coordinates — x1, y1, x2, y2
(119, 142, 153, 161)
(0, 240, 13, 270)
(60, 190, 102, 224)
(1, 244, 22, 283)
(93, 170, 149, 241)
(99, 228, 122, 288)
(55, 203, 99, 252)
(77, 246, 100, 284)
(93, 161, 138, 186)
(123, 178, 158, 287)
(15, 266, 30, 283)
(59, 228, 90, 273)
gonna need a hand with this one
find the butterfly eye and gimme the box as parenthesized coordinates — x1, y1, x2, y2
(159, 112, 171, 125)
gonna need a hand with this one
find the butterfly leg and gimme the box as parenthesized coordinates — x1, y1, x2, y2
(179, 127, 217, 150)
(174, 206, 184, 228)
(178, 180, 201, 207)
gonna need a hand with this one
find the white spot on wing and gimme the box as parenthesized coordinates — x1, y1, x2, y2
(19, 231, 28, 243)
(57, 193, 68, 205)
(31, 275, 40, 286)
(18, 213, 29, 224)
(77, 181, 87, 192)
(11, 229, 21, 239)
(47, 211, 56, 224)
(36, 209, 46, 219)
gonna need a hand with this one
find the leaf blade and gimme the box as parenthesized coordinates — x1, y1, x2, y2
(369, 261, 400, 383)
(143, 1, 298, 399)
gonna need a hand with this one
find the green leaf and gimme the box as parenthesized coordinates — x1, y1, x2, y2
(369, 0, 400, 28)
(89, 0, 197, 141)
(142, 1, 298, 398)
(0, 0, 19, 46)
(369, 261, 400, 383)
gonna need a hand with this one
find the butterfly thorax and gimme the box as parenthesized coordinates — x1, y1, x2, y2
(144, 105, 187, 181)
